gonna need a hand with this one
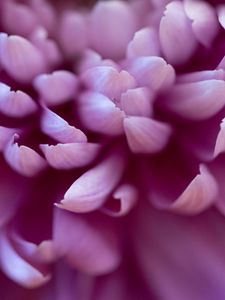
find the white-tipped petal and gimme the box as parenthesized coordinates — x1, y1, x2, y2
(40, 142, 100, 169)
(218, 5, 225, 30)
(41, 108, 87, 143)
(214, 119, 225, 158)
(58, 153, 126, 213)
(124, 116, 172, 154)
(177, 69, 225, 83)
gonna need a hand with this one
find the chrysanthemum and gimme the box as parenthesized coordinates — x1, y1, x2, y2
(1, 0, 225, 299)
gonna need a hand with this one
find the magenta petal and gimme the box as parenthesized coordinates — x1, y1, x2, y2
(40, 142, 100, 170)
(81, 66, 136, 100)
(53, 210, 121, 275)
(0, 33, 46, 82)
(34, 70, 78, 106)
(0, 126, 17, 151)
(3, 135, 47, 177)
(159, 1, 197, 65)
(41, 107, 87, 143)
(58, 153, 126, 213)
(78, 91, 125, 136)
(214, 119, 225, 157)
(0, 231, 50, 288)
(124, 116, 172, 154)
(218, 5, 225, 30)
(165, 80, 225, 120)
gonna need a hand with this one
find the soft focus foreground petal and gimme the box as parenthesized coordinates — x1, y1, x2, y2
(134, 206, 225, 300)
(0, 231, 50, 288)
(40, 142, 100, 170)
(89, 1, 137, 58)
(214, 118, 225, 157)
(0, 82, 37, 118)
(159, 1, 197, 65)
(3, 135, 47, 177)
(126, 27, 161, 59)
(218, 5, 225, 30)
(34, 71, 78, 106)
(184, 0, 219, 47)
(0, 126, 16, 151)
(124, 116, 172, 154)
(41, 107, 87, 143)
(101, 184, 138, 217)
(120, 87, 153, 117)
(177, 69, 225, 83)
(58, 152, 126, 213)
(0, 33, 46, 83)
(81, 66, 136, 100)
(165, 80, 225, 120)
(58, 11, 88, 57)
(53, 210, 121, 275)
(79, 92, 125, 136)
(127, 56, 175, 91)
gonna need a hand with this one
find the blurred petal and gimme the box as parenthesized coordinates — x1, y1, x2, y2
(218, 5, 225, 30)
(0, 126, 16, 151)
(177, 69, 225, 83)
(214, 118, 225, 157)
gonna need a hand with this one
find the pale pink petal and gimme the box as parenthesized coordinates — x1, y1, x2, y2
(165, 80, 225, 120)
(36, 240, 56, 263)
(41, 107, 87, 143)
(53, 209, 121, 275)
(127, 56, 175, 91)
(218, 5, 225, 30)
(34, 71, 78, 106)
(120, 87, 153, 117)
(89, 1, 137, 58)
(124, 116, 172, 154)
(0, 33, 46, 82)
(40, 142, 100, 170)
(177, 69, 225, 83)
(0, 126, 16, 151)
(214, 118, 225, 157)
(159, 1, 197, 65)
(58, 152, 126, 213)
(81, 66, 136, 100)
(101, 184, 138, 217)
(0, 231, 50, 288)
(184, 0, 219, 47)
(58, 11, 88, 57)
(3, 135, 47, 177)
(127, 27, 161, 59)
(78, 91, 125, 136)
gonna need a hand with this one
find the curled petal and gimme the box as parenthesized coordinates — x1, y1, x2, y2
(53, 210, 121, 275)
(0, 232, 50, 288)
(169, 165, 218, 215)
(159, 1, 197, 65)
(120, 87, 153, 117)
(214, 119, 225, 158)
(184, 0, 219, 47)
(58, 152, 126, 213)
(165, 80, 225, 120)
(127, 27, 161, 59)
(36, 240, 56, 263)
(89, 1, 137, 58)
(177, 69, 225, 83)
(124, 116, 172, 154)
(78, 92, 125, 136)
(34, 70, 78, 106)
(218, 5, 225, 30)
(102, 184, 138, 217)
(40, 142, 100, 170)
(0, 126, 17, 151)
(127, 56, 175, 91)
(3, 135, 47, 177)
(41, 107, 87, 143)
(81, 66, 136, 100)
(0, 33, 46, 82)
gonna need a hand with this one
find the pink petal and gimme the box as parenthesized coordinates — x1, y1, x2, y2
(3, 135, 47, 177)
(127, 56, 175, 91)
(159, 1, 197, 65)
(0, 126, 16, 151)
(127, 27, 161, 59)
(81, 66, 136, 100)
(89, 1, 137, 58)
(218, 5, 225, 30)
(184, 0, 219, 47)
(0, 33, 46, 82)
(40, 142, 100, 170)
(58, 11, 88, 57)
(124, 116, 172, 154)
(58, 152, 126, 213)
(36, 240, 56, 263)
(120, 87, 153, 117)
(53, 209, 121, 275)
(0, 231, 50, 288)
(177, 69, 225, 83)
(214, 118, 225, 158)
(78, 91, 125, 136)
(34, 70, 78, 106)
(165, 80, 225, 120)
(101, 184, 138, 217)
(41, 107, 87, 143)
